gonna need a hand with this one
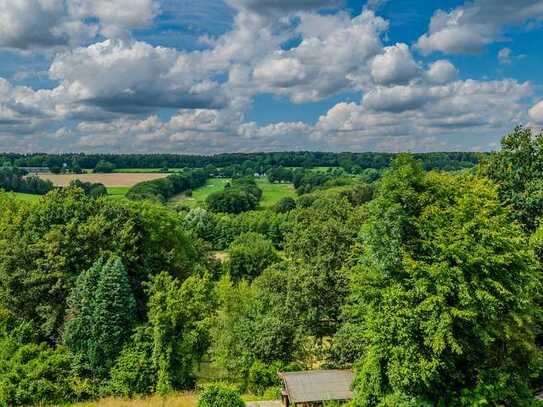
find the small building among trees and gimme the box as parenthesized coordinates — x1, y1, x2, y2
(279, 370, 354, 406)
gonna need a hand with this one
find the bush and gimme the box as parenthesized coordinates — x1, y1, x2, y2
(247, 360, 283, 395)
(108, 331, 155, 397)
(0, 337, 76, 406)
(198, 385, 245, 407)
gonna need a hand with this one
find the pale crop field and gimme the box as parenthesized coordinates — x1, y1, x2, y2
(38, 173, 168, 187)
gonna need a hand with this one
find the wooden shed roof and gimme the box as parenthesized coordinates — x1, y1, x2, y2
(279, 370, 354, 404)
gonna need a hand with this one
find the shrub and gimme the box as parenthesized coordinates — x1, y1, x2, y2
(108, 330, 155, 397)
(246, 360, 283, 395)
(198, 385, 245, 407)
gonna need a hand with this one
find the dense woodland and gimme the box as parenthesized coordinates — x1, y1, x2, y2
(0, 151, 482, 174)
(2, 128, 543, 406)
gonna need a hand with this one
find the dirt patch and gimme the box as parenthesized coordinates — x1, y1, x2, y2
(38, 173, 168, 187)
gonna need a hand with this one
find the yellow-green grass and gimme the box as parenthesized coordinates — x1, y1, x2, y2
(255, 178, 296, 207)
(68, 392, 198, 407)
(107, 187, 130, 200)
(10, 192, 42, 202)
(171, 178, 295, 209)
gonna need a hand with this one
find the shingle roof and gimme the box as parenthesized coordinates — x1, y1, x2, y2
(280, 370, 354, 404)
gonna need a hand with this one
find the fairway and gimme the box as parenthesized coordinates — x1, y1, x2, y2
(38, 173, 168, 187)
(172, 177, 295, 209)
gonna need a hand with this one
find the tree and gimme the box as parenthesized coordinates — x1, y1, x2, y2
(146, 272, 213, 394)
(94, 160, 116, 173)
(273, 197, 296, 213)
(226, 232, 279, 281)
(0, 189, 199, 343)
(64, 256, 136, 378)
(344, 155, 541, 406)
(480, 126, 543, 231)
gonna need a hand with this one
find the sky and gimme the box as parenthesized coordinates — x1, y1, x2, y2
(1, 0, 543, 154)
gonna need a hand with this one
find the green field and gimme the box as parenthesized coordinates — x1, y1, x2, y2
(11, 192, 41, 202)
(172, 177, 295, 209)
(106, 187, 130, 199)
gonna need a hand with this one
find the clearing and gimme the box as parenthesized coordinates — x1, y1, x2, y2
(171, 177, 296, 209)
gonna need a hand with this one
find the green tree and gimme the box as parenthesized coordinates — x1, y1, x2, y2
(64, 256, 136, 377)
(146, 272, 213, 394)
(197, 385, 245, 407)
(0, 189, 199, 342)
(226, 232, 279, 281)
(480, 126, 543, 231)
(345, 155, 541, 406)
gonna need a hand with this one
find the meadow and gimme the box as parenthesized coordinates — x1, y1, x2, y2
(172, 177, 296, 209)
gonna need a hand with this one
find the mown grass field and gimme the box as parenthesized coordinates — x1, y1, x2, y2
(172, 178, 295, 209)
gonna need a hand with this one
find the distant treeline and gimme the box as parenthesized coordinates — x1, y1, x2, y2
(0, 166, 54, 195)
(126, 169, 208, 202)
(0, 151, 484, 172)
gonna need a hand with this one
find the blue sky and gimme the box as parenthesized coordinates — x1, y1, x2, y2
(1, 0, 543, 153)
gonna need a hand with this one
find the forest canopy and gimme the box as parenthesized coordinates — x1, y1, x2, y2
(1, 128, 543, 406)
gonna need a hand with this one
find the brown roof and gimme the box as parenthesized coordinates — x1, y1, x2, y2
(279, 370, 354, 404)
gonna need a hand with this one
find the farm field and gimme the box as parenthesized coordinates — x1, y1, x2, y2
(172, 177, 295, 209)
(37, 173, 168, 187)
(70, 393, 198, 407)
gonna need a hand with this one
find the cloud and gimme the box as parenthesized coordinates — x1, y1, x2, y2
(370, 43, 420, 85)
(49, 39, 226, 114)
(0, 0, 96, 50)
(425, 60, 458, 83)
(248, 10, 388, 102)
(226, 0, 340, 16)
(316, 79, 532, 150)
(529, 101, 543, 124)
(0, 0, 159, 51)
(416, 0, 543, 54)
(498, 48, 512, 64)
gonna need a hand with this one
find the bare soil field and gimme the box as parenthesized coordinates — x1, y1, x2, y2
(38, 173, 168, 187)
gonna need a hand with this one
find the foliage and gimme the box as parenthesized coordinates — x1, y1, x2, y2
(0, 165, 53, 195)
(2, 151, 482, 173)
(346, 155, 542, 406)
(197, 385, 245, 407)
(226, 232, 279, 281)
(0, 189, 199, 342)
(146, 272, 214, 394)
(69, 179, 108, 198)
(480, 126, 543, 231)
(246, 360, 284, 395)
(273, 196, 296, 213)
(94, 160, 116, 173)
(127, 170, 208, 202)
(108, 328, 156, 397)
(0, 336, 76, 406)
(206, 177, 263, 214)
(64, 256, 137, 378)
